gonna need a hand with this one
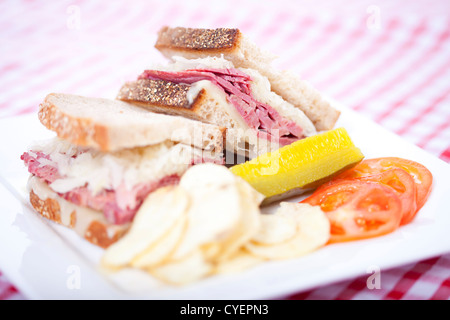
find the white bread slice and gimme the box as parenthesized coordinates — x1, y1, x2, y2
(154, 26, 340, 131)
(38, 93, 225, 153)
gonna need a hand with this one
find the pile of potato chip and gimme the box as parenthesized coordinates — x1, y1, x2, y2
(101, 163, 330, 285)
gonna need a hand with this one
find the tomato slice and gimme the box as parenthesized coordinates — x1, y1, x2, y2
(301, 180, 403, 243)
(327, 168, 417, 225)
(334, 157, 433, 211)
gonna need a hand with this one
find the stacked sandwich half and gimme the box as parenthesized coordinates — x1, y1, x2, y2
(118, 26, 340, 158)
(21, 94, 225, 248)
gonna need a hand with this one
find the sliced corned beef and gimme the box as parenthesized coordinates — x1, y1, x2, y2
(21, 151, 180, 225)
(138, 68, 304, 146)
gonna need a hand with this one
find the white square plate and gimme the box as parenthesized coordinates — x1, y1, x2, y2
(1, 102, 450, 300)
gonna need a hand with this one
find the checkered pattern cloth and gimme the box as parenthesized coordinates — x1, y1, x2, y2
(1, 0, 449, 300)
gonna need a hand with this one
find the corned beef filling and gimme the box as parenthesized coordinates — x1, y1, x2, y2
(21, 151, 181, 225)
(138, 68, 304, 146)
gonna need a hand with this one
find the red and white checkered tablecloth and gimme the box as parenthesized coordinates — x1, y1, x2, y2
(1, 0, 449, 300)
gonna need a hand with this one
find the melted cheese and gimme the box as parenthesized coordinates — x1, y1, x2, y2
(28, 175, 105, 235)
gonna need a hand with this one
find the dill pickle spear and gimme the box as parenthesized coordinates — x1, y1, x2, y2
(229, 128, 364, 203)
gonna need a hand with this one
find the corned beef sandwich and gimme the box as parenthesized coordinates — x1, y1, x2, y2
(117, 26, 340, 158)
(21, 93, 225, 248)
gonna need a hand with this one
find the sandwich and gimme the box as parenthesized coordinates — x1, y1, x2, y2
(21, 93, 225, 248)
(117, 26, 340, 159)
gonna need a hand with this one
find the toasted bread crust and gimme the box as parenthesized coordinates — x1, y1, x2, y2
(29, 189, 129, 248)
(117, 80, 209, 120)
(38, 97, 110, 151)
(118, 79, 196, 109)
(155, 26, 241, 53)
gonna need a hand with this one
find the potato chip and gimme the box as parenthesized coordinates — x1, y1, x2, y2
(244, 203, 330, 260)
(179, 163, 237, 189)
(101, 186, 189, 268)
(131, 213, 187, 268)
(170, 165, 245, 260)
(215, 180, 262, 262)
(148, 250, 212, 285)
(250, 213, 297, 245)
(213, 249, 265, 275)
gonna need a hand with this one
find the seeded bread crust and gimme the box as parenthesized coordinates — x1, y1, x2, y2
(117, 79, 213, 121)
(155, 26, 241, 53)
(155, 26, 340, 131)
(29, 188, 129, 248)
